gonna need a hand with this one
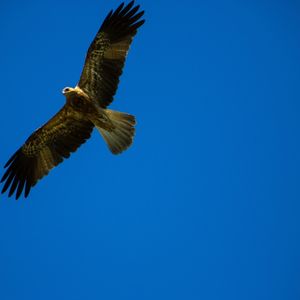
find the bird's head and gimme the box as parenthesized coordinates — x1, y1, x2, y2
(62, 87, 74, 95)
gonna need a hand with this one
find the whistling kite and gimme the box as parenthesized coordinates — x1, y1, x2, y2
(1, 2, 145, 199)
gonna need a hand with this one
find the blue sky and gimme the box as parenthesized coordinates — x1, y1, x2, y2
(0, 0, 300, 299)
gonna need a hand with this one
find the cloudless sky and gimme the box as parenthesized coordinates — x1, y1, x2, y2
(0, 0, 300, 299)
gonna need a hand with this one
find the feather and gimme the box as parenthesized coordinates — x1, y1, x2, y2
(78, 2, 145, 108)
(1, 105, 94, 199)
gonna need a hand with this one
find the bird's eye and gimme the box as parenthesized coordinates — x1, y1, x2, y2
(64, 88, 70, 92)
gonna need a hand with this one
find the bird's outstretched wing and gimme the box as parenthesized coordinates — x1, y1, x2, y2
(1, 105, 94, 199)
(78, 1, 145, 108)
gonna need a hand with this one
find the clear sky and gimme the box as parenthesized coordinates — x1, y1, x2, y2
(0, 0, 300, 299)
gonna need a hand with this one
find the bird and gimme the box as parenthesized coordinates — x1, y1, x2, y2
(1, 1, 145, 200)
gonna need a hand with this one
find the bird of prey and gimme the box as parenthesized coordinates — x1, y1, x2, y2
(1, 1, 145, 199)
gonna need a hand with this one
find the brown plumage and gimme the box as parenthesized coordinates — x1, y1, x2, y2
(1, 1, 144, 199)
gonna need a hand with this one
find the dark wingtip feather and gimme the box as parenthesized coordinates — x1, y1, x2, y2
(16, 179, 25, 200)
(102, 9, 113, 27)
(131, 19, 145, 32)
(24, 181, 31, 198)
(119, 1, 135, 17)
(4, 150, 18, 168)
(123, 5, 140, 19)
(128, 10, 144, 25)
(2, 172, 15, 195)
(1, 148, 33, 200)
(0, 174, 6, 183)
(113, 2, 125, 17)
(14, 166, 28, 200)
(99, 2, 145, 38)
(8, 176, 19, 197)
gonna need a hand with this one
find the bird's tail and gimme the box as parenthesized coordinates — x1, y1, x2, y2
(94, 109, 136, 154)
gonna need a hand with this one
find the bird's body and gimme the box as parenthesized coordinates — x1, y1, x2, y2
(1, 1, 144, 199)
(63, 86, 112, 130)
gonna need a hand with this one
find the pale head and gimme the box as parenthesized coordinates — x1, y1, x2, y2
(62, 87, 75, 95)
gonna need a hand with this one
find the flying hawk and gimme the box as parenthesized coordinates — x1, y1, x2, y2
(1, 1, 145, 199)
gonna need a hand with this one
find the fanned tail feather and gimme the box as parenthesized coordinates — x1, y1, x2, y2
(95, 109, 136, 154)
